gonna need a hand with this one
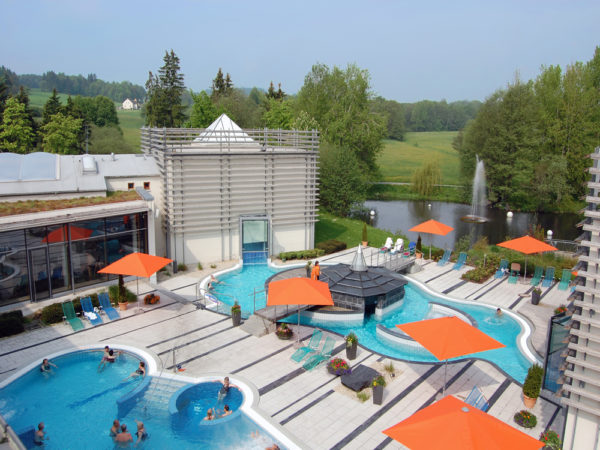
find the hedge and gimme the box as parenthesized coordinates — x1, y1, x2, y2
(279, 249, 325, 261)
(0, 310, 25, 337)
(40, 291, 120, 325)
(109, 285, 137, 303)
(316, 239, 347, 255)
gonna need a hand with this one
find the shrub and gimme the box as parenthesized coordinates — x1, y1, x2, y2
(539, 430, 562, 449)
(345, 332, 358, 346)
(328, 357, 351, 376)
(279, 249, 325, 260)
(1, 310, 24, 321)
(231, 302, 241, 314)
(384, 361, 395, 374)
(523, 364, 544, 399)
(372, 375, 387, 387)
(109, 284, 137, 303)
(197, 263, 203, 270)
(554, 305, 567, 315)
(362, 223, 368, 242)
(210, 264, 217, 269)
(514, 410, 537, 428)
(40, 303, 64, 324)
(0, 316, 24, 337)
(461, 265, 496, 283)
(177, 263, 188, 272)
(276, 323, 293, 339)
(357, 390, 370, 402)
(316, 239, 347, 255)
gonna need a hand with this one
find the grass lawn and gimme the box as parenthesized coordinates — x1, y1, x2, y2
(28, 88, 67, 108)
(377, 131, 460, 184)
(315, 210, 407, 248)
(117, 109, 144, 150)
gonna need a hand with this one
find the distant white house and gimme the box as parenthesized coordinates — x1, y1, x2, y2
(122, 98, 134, 110)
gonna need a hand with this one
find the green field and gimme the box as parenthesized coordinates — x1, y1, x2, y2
(117, 109, 144, 149)
(377, 131, 460, 184)
(28, 88, 67, 108)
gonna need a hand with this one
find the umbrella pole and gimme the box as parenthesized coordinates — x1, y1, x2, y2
(443, 359, 448, 397)
(429, 239, 432, 260)
(135, 277, 144, 314)
(296, 305, 301, 346)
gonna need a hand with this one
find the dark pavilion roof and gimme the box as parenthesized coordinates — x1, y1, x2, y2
(320, 263, 407, 298)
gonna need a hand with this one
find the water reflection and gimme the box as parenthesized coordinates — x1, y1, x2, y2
(365, 200, 580, 248)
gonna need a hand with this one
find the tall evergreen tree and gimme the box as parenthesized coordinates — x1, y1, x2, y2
(0, 97, 36, 153)
(211, 68, 226, 99)
(144, 51, 186, 127)
(42, 89, 61, 124)
(16, 86, 36, 132)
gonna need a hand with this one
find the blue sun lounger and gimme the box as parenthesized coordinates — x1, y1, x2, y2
(542, 266, 555, 288)
(303, 336, 335, 371)
(81, 296, 103, 326)
(291, 329, 323, 362)
(494, 259, 508, 279)
(452, 252, 467, 270)
(62, 301, 84, 331)
(530, 266, 543, 286)
(558, 269, 571, 291)
(437, 249, 452, 266)
(99, 292, 120, 320)
(464, 385, 489, 412)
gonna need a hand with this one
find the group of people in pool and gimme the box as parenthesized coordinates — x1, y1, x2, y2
(110, 419, 147, 447)
(204, 377, 234, 421)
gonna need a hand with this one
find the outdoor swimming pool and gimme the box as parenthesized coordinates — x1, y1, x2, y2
(212, 264, 535, 382)
(0, 350, 283, 449)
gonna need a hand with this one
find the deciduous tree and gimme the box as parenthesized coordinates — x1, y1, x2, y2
(188, 90, 220, 128)
(0, 97, 36, 152)
(41, 112, 83, 154)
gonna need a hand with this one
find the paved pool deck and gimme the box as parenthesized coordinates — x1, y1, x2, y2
(0, 247, 572, 449)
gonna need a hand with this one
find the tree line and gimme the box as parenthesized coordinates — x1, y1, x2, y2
(454, 46, 600, 212)
(0, 79, 124, 154)
(0, 66, 145, 103)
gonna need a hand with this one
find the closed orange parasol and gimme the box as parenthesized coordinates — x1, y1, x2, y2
(397, 317, 504, 395)
(409, 219, 454, 259)
(42, 225, 93, 243)
(268, 277, 333, 342)
(383, 395, 544, 450)
(99, 252, 172, 312)
(497, 236, 557, 280)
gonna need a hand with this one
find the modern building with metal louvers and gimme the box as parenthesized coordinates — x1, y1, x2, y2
(562, 146, 600, 449)
(141, 114, 319, 265)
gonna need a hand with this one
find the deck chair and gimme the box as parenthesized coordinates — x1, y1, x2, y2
(437, 249, 452, 266)
(464, 385, 489, 412)
(530, 266, 543, 286)
(508, 263, 520, 284)
(291, 329, 323, 362)
(494, 259, 508, 279)
(542, 266, 555, 288)
(381, 237, 394, 252)
(558, 269, 571, 291)
(62, 301, 84, 331)
(80, 296, 103, 326)
(303, 336, 335, 371)
(390, 238, 404, 255)
(452, 252, 467, 270)
(99, 292, 120, 320)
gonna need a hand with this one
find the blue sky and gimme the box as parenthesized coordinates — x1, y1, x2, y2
(1, 0, 598, 102)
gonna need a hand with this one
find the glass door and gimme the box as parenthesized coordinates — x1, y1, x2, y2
(29, 247, 50, 301)
(241, 219, 268, 264)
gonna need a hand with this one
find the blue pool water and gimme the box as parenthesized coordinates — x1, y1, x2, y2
(214, 264, 533, 382)
(0, 351, 281, 449)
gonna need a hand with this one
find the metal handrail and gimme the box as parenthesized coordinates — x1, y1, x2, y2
(196, 285, 238, 315)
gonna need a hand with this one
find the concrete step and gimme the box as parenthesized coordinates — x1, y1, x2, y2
(240, 314, 275, 337)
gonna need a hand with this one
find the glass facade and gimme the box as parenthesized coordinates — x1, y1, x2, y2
(0, 212, 147, 306)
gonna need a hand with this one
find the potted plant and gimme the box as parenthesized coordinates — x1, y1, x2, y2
(275, 322, 293, 339)
(305, 260, 312, 278)
(532, 287, 542, 305)
(513, 410, 537, 428)
(539, 430, 562, 449)
(327, 357, 351, 376)
(554, 304, 567, 316)
(361, 223, 368, 247)
(231, 302, 241, 327)
(522, 364, 543, 408)
(345, 332, 358, 360)
(372, 375, 386, 405)
(118, 274, 128, 311)
(415, 235, 423, 258)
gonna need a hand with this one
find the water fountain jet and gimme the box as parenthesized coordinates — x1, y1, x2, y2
(461, 155, 488, 223)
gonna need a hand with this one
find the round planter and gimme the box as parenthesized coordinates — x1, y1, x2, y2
(373, 384, 384, 405)
(531, 291, 541, 305)
(276, 332, 293, 340)
(523, 394, 537, 409)
(416, 252, 423, 259)
(231, 311, 241, 327)
(362, 241, 368, 247)
(346, 342, 357, 360)
(118, 302, 128, 311)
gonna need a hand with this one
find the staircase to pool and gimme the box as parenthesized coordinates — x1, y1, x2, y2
(123, 376, 189, 420)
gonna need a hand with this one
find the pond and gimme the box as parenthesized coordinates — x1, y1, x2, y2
(364, 200, 580, 249)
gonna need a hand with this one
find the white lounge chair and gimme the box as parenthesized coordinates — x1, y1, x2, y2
(391, 238, 404, 254)
(381, 237, 394, 252)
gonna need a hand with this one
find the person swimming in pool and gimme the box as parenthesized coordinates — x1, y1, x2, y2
(496, 308, 503, 317)
(34, 422, 48, 446)
(40, 358, 57, 376)
(114, 424, 133, 446)
(109, 419, 120, 438)
(203, 409, 214, 421)
(98, 348, 120, 371)
(134, 419, 148, 445)
(123, 361, 146, 381)
(218, 376, 230, 401)
(219, 404, 232, 417)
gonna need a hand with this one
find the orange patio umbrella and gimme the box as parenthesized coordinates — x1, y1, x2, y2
(409, 219, 454, 259)
(397, 316, 504, 395)
(99, 252, 172, 312)
(268, 277, 333, 342)
(383, 395, 544, 450)
(497, 235, 557, 280)
(42, 225, 93, 243)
